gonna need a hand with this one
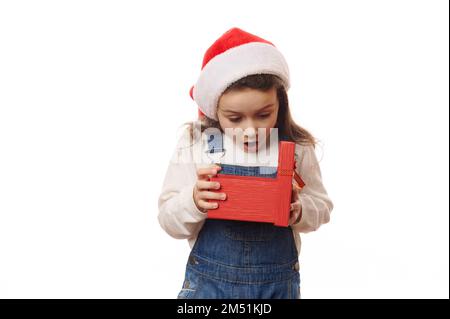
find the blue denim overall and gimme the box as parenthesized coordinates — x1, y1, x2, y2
(177, 162, 301, 299)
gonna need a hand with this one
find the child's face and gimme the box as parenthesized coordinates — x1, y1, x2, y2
(217, 87, 279, 152)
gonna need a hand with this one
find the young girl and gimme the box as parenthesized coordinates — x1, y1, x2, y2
(158, 27, 333, 299)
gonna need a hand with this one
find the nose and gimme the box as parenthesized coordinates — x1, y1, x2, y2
(239, 118, 257, 134)
(243, 126, 257, 140)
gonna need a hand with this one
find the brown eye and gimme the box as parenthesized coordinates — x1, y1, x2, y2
(229, 117, 241, 123)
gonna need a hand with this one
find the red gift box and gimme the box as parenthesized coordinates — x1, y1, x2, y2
(207, 141, 305, 227)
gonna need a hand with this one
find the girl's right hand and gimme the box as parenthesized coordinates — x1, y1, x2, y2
(193, 164, 227, 213)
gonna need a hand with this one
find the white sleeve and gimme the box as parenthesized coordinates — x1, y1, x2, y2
(291, 144, 334, 233)
(157, 125, 207, 239)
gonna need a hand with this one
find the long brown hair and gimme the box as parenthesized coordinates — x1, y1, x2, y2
(186, 73, 316, 147)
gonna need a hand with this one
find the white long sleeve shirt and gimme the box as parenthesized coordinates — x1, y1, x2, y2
(157, 122, 334, 256)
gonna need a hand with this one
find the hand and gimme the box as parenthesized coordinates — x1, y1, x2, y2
(193, 164, 227, 213)
(289, 182, 302, 225)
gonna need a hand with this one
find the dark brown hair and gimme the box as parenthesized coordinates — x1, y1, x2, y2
(186, 73, 316, 147)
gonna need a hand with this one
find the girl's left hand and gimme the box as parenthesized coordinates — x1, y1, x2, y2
(289, 182, 302, 226)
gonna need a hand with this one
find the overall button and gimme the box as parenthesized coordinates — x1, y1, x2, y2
(188, 256, 199, 265)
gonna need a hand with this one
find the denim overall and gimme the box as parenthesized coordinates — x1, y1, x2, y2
(177, 131, 301, 299)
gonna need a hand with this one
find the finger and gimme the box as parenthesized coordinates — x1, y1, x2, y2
(196, 180, 221, 191)
(289, 201, 302, 225)
(198, 199, 220, 210)
(197, 165, 222, 180)
(290, 202, 301, 212)
(289, 209, 300, 225)
(291, 182, 302, 202)
(198, 191, 226, 201)
(292, 181, 302, 192)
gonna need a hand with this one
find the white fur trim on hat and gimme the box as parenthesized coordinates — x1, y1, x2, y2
(193, 42, 290, 121)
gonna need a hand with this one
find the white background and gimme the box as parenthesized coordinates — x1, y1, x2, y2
(0, 0, 448, 299)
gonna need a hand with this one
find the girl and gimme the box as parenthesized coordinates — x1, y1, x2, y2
(158, 27, 333, 299)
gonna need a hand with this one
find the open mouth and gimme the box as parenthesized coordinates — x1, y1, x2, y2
(244, 140, 258, 152)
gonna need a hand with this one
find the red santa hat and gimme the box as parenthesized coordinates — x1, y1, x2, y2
(189, 27, 290, 120)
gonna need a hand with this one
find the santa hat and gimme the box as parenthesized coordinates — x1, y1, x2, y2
(189, 27, 290, 120)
